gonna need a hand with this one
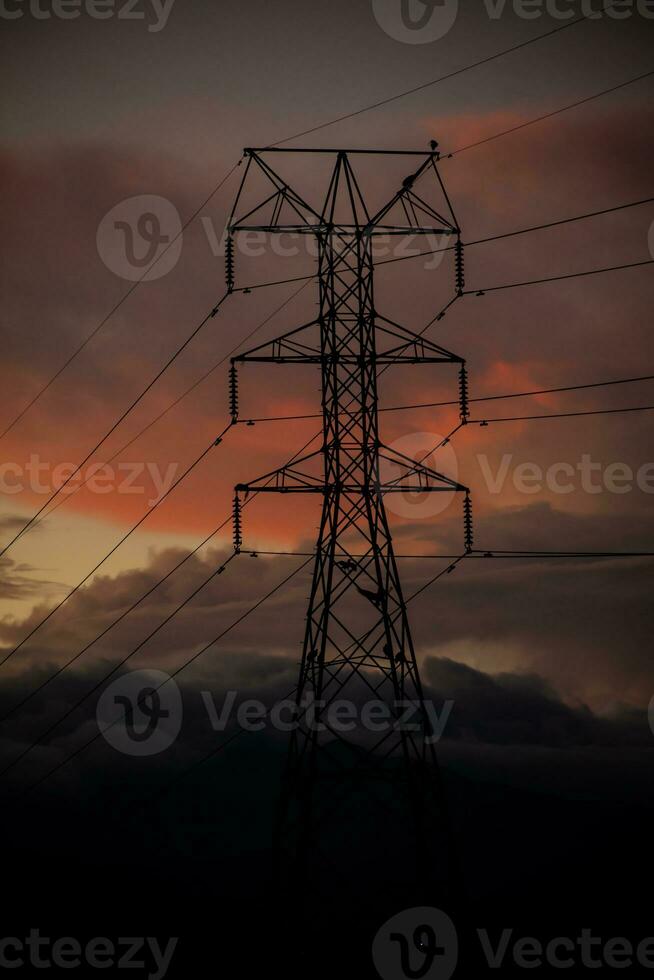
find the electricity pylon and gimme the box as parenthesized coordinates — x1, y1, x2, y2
(227, 147, 471, 903)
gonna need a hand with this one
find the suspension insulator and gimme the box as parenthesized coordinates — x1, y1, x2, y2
(233, 493, 242, 553)
(455, 236, 465, 295)
(459, 364, 470, 423)
(225, 234, 235, 292)
(463, 493, 474, 553)
(229, 362, 239, 422)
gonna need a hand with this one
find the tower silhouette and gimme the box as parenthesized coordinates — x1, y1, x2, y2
(228, 147, 470, 903)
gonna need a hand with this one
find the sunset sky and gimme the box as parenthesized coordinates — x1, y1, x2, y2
(1, 2, 653, 722)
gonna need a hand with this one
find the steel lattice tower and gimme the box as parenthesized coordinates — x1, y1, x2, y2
(228, 147, 470, 903)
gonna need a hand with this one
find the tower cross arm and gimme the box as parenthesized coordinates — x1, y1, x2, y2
(378, 444, 469, 495)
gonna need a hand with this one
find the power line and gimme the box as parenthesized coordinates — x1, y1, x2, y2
(161, 555, 470, 797)
(386, 374, 654, 414)
(463, 196, 654, 249)
(377, 195, 654, 271)
(229, 294, 462, 454)
(467, 257, 654, 295)
(234, 373, 654, 424)
(0, 427, 322, 740)
(0, 552, 240, 780)
(395, 544, 654, 605)
(71, 534, 654, 830)
(470, 550, 654, 558)
(86, 527, 654, 842)
(5, 9, 632, 453)
(83, 533, 654, 821)
(447, 68, 654, 158)
(242, 550, 654, 560)
(0, 518, 233, 727)
(93, 547, 473, 822)
(0, 162, 242, 444)
(5, 55, 649, 451)
(208, 248, 653, 541)
(0, 292, 235, 560)
(25, 384, 642, 750)
(12, 155, 649, 544)
(0, 283, 324, 725)
(0, 422, 235, 672)
(405, 554, 468, 603)
(0, 291, 316, 728)
(238, 194, 654, 291)
(5, 55, 642, 453)
(30, 280, 311, 532)
(472, 404, 654, 424)
(12, 557, 313, 801)
(271, 11, 603, 147)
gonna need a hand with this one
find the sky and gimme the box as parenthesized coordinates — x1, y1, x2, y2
(1, 1, 653, 765)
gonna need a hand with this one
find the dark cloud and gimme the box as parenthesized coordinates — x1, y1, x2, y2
(0, 528, 651, 794)
(0, 514, 34, 533)
(1, 502, 652, 715)
(0, 554, 65, 603)
(424, 655, 649, 748)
